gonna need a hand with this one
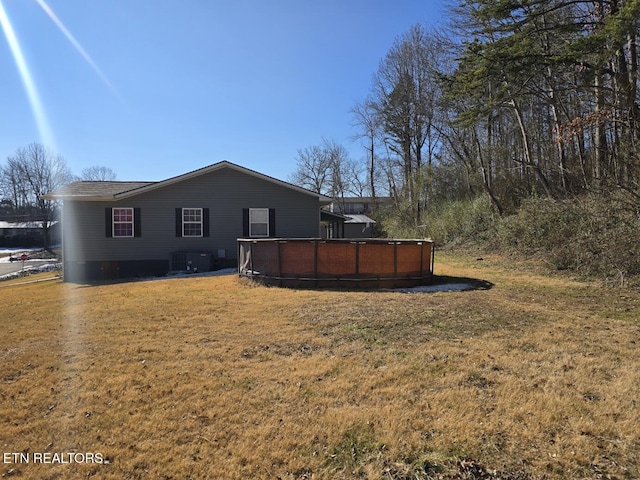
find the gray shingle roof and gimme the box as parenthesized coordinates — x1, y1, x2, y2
(42, 161, 331, 202)
(44, 181, 155, 200)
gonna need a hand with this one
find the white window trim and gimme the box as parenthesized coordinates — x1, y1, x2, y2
(113, 207, 134, 238)
(182, 208, 203, 237)
(249, 208, 269, 237)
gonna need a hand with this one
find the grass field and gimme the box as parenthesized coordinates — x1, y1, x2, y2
(1, 252, 639, 479)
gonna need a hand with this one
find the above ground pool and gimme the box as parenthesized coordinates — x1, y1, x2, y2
(238, 238, 434, 288)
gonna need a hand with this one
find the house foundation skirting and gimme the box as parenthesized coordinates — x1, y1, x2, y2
(63, 259, 170, 283)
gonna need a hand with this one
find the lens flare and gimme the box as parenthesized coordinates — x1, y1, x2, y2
(34, 0, 124, 103)
(0, 0, 56, 149)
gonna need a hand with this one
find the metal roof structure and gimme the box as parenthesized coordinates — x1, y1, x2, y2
(344, 214, 376, 224)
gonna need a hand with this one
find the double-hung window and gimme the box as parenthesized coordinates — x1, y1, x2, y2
(249, 208, 269, 237)
(175, 208, 209, 237)
(182, 208, 203, 237)
(106, 207, 140, 238)
(242, 208, 274, 238)
(113, 208, 134, 237)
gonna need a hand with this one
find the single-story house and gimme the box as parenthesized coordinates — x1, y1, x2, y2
(42, 161, 331, 282)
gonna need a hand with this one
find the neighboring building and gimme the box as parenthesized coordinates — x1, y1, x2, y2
(0, 220, 60, 247)
(42, 161, 331, 282)
(329, 196, 391, 215)
(343, 214, 376, 238)
(320, 212, 377, 239)
(320, 209, 347, 239)
(322, 196, 386, 238)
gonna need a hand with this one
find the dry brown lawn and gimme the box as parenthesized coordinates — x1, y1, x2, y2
(1, 252, 639, 479)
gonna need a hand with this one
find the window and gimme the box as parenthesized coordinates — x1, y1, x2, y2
(249, 208, 269, 237)
(113, 208, 134, 237)
(343, 202, 365, 214)
(175, 208, 209, 237)
(106, 208, 140, 238)
(182, 208, 203, 237)
(242, 208, 275, 238)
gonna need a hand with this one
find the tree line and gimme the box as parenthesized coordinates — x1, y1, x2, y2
(4, 1, 638, 248)
(0, 142, 116, 246)
(291, 0, 639, 232)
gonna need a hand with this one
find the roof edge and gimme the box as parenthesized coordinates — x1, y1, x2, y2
(42, 161, 331, 202)
(112, 161, 331, 201)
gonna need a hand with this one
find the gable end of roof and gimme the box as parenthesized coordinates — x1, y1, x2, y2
(43, 161, 331, 202)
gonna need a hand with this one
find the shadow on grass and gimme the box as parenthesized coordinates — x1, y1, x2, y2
(394, 274, 494, 293)
(72, 269, 239, 288)
(72, 272, 494, 294)
(433, 274, 494, 290)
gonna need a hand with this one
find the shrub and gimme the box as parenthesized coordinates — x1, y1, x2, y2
(495, 193, 640, 280)
(378, 194, 499, 245)
(377, 200, 423, 239)
(375, 190, 640, 281)
(425, 195, 498, 246)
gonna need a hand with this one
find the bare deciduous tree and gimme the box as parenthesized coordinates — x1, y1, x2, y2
(288, 144, 332, 195)
(369, 24, 446, 224)
(3, 143, 74, 246)
(1, 158, 31, 218)
(288, 138, 353, 204)
(351, 98, 383, 201)
(81, 165, 117, 181)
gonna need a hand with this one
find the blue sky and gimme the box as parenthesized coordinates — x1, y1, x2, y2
(0, 0, 447, 183)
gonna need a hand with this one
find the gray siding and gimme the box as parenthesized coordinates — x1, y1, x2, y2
(62, 167, 321, 266)
(344, 223, 374, 238)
